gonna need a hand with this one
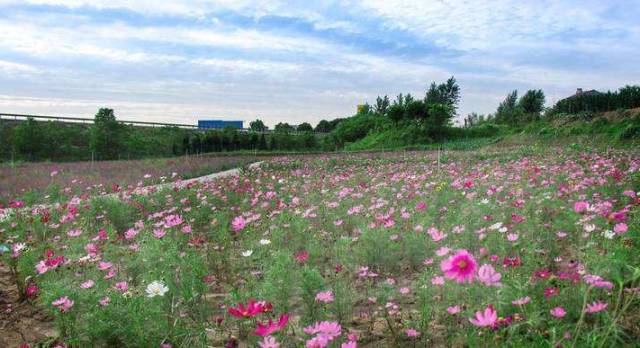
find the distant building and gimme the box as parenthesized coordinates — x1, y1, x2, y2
(573, 88, 602, 97)
(197, 120, 243, 129)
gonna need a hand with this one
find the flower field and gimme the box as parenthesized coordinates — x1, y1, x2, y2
(1, 146, 639, 347)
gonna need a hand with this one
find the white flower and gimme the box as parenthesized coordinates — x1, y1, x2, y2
(602, 230, 615, 239)
(480, 198, 489, 205)
(259, 239, 271, 245)
(146, 281, 169, 298)
(584, 224, 596, 233)
(242, 250, 253, 257)
(13, 243, 26, 253)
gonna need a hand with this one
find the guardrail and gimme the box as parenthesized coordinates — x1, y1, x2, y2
(0, 112, 329, 135)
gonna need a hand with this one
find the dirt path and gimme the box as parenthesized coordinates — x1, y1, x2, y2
(0, 263, 56, 347)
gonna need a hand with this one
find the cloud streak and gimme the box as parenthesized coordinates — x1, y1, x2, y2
(0, 0, 638, 127)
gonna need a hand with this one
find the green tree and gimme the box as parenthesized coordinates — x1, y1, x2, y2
(315, 120, 332, 133)
(274, 122, 294, 133)
(91, 108, 125, 160)
(14, 117, 44, 160)
(297, 122, 313, 132)
(495, 90, 519, 125)
(519, 89, 546, 115)
(250, 119, 268, 132)
(374, 95, 390, 115)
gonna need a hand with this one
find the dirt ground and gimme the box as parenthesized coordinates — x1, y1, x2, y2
(0, 263, 56, 348)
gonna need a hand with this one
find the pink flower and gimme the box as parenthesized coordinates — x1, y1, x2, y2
(124, 228, 139, 240)
(259, 336, 280, 348)
(315, 291, 334, 303)
(399, 287, 410, 295)
(231, 216, 246, 232)
(99, 296, 110, 306)
(614, 223, 628, 234)
(447, 306, 461, 314)
(512, 296, 531, 305)
(341, 341, 357, 348)
(52, 296, 74, 312)
(80, 280, 95, 289)
(469, 305, 498, 327)
(405, 328, 420, 337)
(304, 321, 342, 339)
(98, 261, 112, 270)
(441, 249, 477, 284)
(254, 314, 289, 336)
(114, 281, 129, 292)
(305, 335, 329, 348)
(586, 301, 607, 313)
(477, 264, 502, 286)
(574, 201, 590, 213)
(431, 276, 445, 286)
(153, 229, 166, 238)
(550, 307, 566, 318)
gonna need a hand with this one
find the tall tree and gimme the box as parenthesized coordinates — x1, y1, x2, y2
(297, 122, 313, 132)
(250, 119, 268, 132)
(374, 95, 390, 115)
(90, 108, 124, 160)
(519, 89, 546, 114)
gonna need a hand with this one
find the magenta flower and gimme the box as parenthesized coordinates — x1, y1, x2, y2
(441, 249, 477, 284)
(254, 314, 289, 336)
(550, 307, 566, 318)
(477, 264, 502, 286)
(469, 305, 498, 327)
(586, 301, 608, 313)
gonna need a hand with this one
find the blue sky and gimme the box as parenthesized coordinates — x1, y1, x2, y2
(0, 1, 638, 127)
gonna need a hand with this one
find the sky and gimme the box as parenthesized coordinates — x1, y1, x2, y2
(0, 1, 638, 127)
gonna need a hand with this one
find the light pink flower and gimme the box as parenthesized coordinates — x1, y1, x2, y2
(477, 264, 502, 286)
(52, 296, 74, 312)
(259, 336, 280, 348)
(405, 328, 420, 337)
(614, 223, 628, 234)
(80, 280, 95, 289)
(315, 291, 334, 303)
(231, 216, 246, 232)
(586, 301, 607, 313)
(447, 306, 461, 314)
(469, 305, 497, 327)
(512, 296, 531, 305)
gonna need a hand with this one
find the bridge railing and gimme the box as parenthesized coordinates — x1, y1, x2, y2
(0, 112, 329, 135)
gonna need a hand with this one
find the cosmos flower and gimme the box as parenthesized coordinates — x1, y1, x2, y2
(477, 264, 502, 286)
(441, 249, 477, 284)
(550, 307, 566, 318)
(52, 296, 74, 312)
(231, 216, 247, 232)
(146, 281, 169, 298)
(228, 299, 270, 318)
(315, 291, 334, 303)
(469, 305, 497, 327)
(258, 336, 280, 348)
(254, 314, 289, 336)
(405, 328, 420, 337)
(586, 301, 607, 313)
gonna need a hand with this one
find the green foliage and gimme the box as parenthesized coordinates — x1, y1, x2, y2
(249, 119, 268, 132)
(297, 122, 314, 133)
(91, 108, 125, 160)
(553, 85, 640, 114)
